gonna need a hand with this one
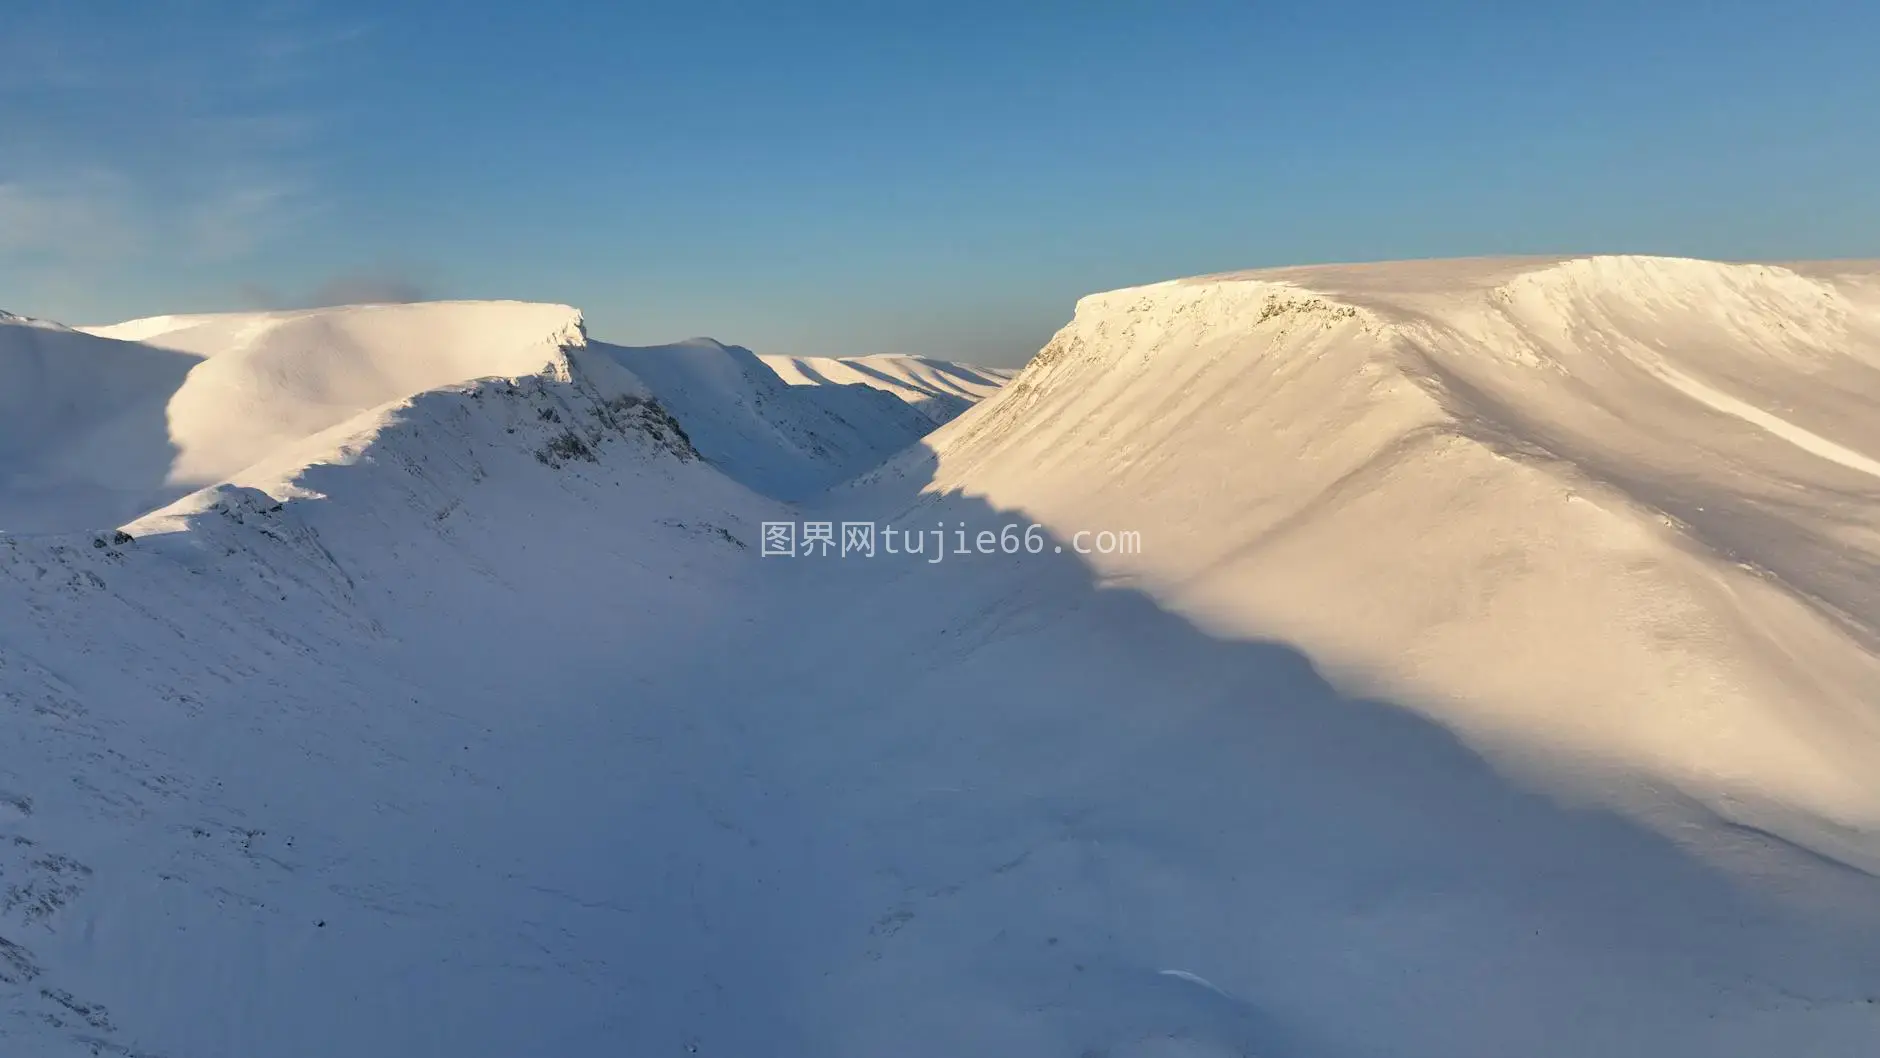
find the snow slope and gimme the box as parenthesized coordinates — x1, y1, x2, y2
(1, 338, 773, 1057)
(597, 339, 938, 499)
(761, 352, 1016, 425)
(5, 257, 1880, 1057)
(908, 254, 1880, 862)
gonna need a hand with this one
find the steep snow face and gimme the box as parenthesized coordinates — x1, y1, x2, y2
(761, 353, 1017, 425)
(918, 255, 1880, 858)
(597, 339, 937, 499)
(4, 302, 590, 532)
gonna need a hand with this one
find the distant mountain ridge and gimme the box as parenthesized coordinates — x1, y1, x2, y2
(598, 339, 945, 500)
(761, 353, 1016, 425)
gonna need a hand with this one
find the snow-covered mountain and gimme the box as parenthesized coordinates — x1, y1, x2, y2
(761, 352, 1016, 425)
(3, 258, 1880, 1057)
(1, 304, 950, 522)
(3, 302, 588, 533)
(0, 325, 775, 1055)
(906, 256, 1880, 860)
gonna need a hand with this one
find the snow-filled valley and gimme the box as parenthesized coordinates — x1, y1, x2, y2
(3, 256, 1880, 1057)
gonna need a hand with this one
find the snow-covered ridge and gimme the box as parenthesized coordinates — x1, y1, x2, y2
(0, 309, 74, 331)
(93, 300, 594, 492)
(7, 298, 954, 524)
(79, 299, 590, 351)
(926, 254, 1880, 862)
(761, 353, 1016, 425)
(125, 341, 701, 538)
(2, 301, 596, 534)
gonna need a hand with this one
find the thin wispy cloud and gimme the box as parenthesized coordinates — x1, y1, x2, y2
(185, 181, 307, 262)
(0, 3, 365, 310)
(0, 173, 143, 263)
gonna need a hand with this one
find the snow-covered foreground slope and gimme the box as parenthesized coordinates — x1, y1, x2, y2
(4, 257, 1880, 1056)
(1, 344, 773, 1056)
(761, 352, 1016, 425)
(909, 254, 1880, 863)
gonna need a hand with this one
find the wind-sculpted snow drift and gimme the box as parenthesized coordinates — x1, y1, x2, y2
(2, 258, 1879, 1057)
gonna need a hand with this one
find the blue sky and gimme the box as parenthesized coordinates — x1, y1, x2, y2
(3, 1, 1875, 364)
